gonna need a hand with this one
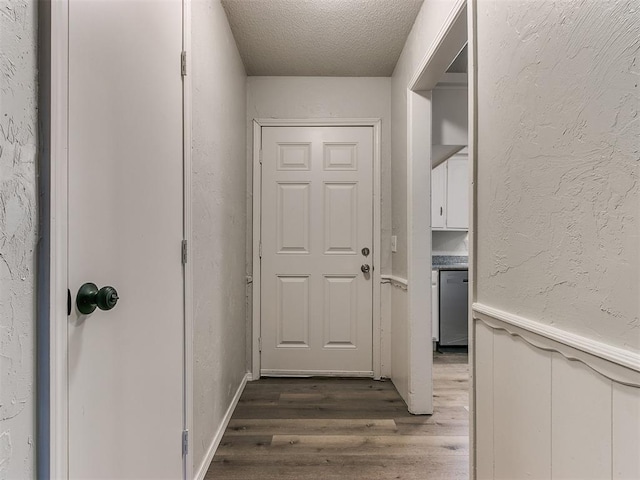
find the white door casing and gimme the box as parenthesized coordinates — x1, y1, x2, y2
(67, 1, 185, 477)
(259, 125, 375, 376)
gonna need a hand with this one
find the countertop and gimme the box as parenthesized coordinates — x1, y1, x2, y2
(432, 255, 469, 271)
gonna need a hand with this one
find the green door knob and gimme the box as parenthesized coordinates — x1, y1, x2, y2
(76, 282, 119, 314)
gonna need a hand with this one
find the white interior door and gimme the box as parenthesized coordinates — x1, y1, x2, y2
(67, 1, 184, 477)
(260, 126, 374, 375)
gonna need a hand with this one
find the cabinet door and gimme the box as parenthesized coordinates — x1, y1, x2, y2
(431, 161, 446, 229)
(446, 156, 469, 229)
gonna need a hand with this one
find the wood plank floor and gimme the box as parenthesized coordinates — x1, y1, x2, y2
(205, 351, 469, 479)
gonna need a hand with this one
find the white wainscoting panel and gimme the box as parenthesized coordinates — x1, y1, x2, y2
(493, 331, 552, 479)
(613, 383, 640, 479)
(390, 283, 409, 403)
(475, 321, 494, 480)
(473, 304, 640, 480)
(380, 281, 392, 378)
(551, 355, 612, 480)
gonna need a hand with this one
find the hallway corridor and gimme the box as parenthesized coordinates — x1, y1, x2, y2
(206, 353, 469, 479)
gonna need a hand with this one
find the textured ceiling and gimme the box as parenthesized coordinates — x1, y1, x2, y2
(221, 0, 425, 76)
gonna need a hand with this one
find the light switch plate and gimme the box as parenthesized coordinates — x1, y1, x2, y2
(391, 235, 397, 253)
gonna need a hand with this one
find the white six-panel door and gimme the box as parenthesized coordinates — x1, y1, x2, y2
(67, 1, 184, 477)
(260, 126, 374, 375)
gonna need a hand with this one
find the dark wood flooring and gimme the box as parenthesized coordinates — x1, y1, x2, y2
(205, 352, 469, 479)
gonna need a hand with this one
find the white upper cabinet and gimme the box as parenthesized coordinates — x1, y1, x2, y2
(431, 160, 447, 229)
(431, 154, 468, 230)
(431, 75, 469, 230)
(446, 155, 469, 229)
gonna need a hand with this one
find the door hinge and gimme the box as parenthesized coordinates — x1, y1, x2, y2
(182, 429, 189, 456)
(259, 242, 262, 259)
(258, 337, 262, 352)
(259, 149, 263, 164)
(181, 51, 187, 77)
(182, 240, 188, 264)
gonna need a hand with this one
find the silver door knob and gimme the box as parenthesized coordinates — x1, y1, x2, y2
(361, 264, 370, 273)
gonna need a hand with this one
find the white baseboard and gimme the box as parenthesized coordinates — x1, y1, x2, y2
(261, 369, 374, 377)
(194, 372, 249, 480)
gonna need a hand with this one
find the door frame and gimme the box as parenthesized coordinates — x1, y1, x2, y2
(251, 118, 382, 380)
(182, 1, 194, 479)
(40, 1, 70, 476)
(40, 1, 193, 476)
(405, 0, 475, 473)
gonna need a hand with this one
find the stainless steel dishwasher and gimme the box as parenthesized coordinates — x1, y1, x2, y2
(439, 270, 469, 346)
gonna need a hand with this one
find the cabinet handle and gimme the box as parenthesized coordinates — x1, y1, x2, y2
(440, 206, 443, 216)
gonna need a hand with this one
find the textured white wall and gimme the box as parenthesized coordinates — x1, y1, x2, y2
(191, 0, 247, 472)
(0, 0, 38, 477)
(432, 86, 468, 146)
(476, 0, 639, 352)
(432, 231, 468, 255)
(391, 0, 461, 279)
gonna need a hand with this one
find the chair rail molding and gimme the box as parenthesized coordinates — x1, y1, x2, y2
(381, 274, 409, 290)
(473, 302, 640, 387)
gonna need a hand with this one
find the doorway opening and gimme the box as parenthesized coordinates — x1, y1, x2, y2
(405, 0, 471, 435)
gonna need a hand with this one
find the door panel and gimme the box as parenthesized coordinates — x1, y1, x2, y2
(324, 183, 358, 253)
(323, 275, 358, 347)
(276, 275, 310, 347)
(261, 126, 373, 375)
(68, 1, 184, 478)
(277, 183, 310, 253)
